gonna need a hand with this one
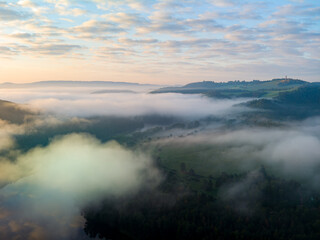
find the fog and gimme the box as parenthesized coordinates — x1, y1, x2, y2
(219, 169, 265, 215)
(0, 134, 161, 239)
(0, 86, 249, 119)
(154, 118, 320, 186)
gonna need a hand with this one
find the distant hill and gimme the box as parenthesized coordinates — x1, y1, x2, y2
(0, 81, 159, 88)
(151, 78, 308, 98)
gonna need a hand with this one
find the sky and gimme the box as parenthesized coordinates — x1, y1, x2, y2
(0, 0, 319, 84)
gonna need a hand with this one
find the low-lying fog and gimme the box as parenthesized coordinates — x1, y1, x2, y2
(0, 85, 248, 119)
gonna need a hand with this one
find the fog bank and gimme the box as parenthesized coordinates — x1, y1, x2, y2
(0, 87, 249, 119)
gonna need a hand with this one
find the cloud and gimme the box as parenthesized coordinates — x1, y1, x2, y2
(0, 6, 29, 21)
(36, 43, 82, 55)
(103, 12, 149, 27)
(209, 0, 236, 7)
(8, 32, 37, 39)
(0, 46, 17, 56)
(0, 42, 82, 57)
(0, 133, 161, 239)
(0, 0, 319, 81)
(273, 4, 320, 18)
(73, 20, 125, 35)
(59, 7, 86, 16)
(98, 45, 137, 57)
(119, 37, 159, 45)
(18, 0, 37, 8)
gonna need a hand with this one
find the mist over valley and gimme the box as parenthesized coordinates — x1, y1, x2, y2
(0, 78, 319, 239)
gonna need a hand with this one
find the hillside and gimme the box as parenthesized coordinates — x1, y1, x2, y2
(151, 78, 308, 98)
(244, 85, 320, 119)
(277, 84, 320, 106)
(0, 100, 36, 124)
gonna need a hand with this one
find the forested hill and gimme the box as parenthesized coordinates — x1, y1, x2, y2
(247, 85, 320, 108)
(151, 78, 309, 98)
(245, 85, 320, 119)
(277, 84, 320, 106)
(0, 100, 36, 124)
(183, 78, 306, 89)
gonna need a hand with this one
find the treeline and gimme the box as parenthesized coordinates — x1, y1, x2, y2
(83, 169, 320, 240)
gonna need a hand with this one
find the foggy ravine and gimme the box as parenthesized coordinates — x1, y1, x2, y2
(0, 84, 319, 239)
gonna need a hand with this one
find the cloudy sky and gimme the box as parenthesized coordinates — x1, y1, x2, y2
(0, 0, 319, 84)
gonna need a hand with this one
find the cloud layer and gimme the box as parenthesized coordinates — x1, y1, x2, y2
(0, 0, 319, 83)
